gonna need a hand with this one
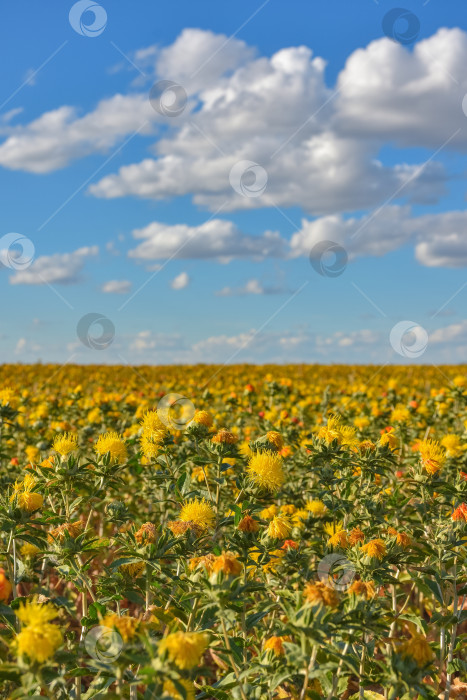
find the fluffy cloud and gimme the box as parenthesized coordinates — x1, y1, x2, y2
(190, 327, 383, 363)
(290, 206, 413, 260)
(0, 29, 252, 175)
(0, 95, 154, 173)
(128, 219, 286, 262)
(192, 330, 258, 359)
(15, 338, 26, 354)
(429, 320, 467, 344)
(315, 329, 380, 349)
(87, 28, 461, 212)
(9, 246, 98, 285)
(216, 278, 290, 296)
(125, 205, 467, 268)
(290, 206, 467, 268)
(2, 28, 459, 216)
(14, 337, 42, 357)
(154, 28, 256, 93)
(129, 330, 186, 353)
(170, 272, 190, 289)
(426, 319, 467, 363)
(412, 212, 467, 267)
(101, 279, 132, 294)
(335, 28, 467, 149)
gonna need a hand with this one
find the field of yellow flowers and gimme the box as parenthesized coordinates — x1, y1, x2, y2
(0, 363, 467, 700)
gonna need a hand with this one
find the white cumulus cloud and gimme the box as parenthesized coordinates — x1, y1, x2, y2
(170, 272, 190, 289)
(9, 246, 98, 285)
(289, 206, 467, 268)
(216, 278, 290, 296)
(101, 280, 132, 294)
(0, 28, 458, 217)
(128, 219, 286, 262)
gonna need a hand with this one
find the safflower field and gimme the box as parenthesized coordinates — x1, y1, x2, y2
(0, 362, 467, 700)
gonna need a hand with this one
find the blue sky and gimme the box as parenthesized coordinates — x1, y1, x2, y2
(1, 0, 467, 365)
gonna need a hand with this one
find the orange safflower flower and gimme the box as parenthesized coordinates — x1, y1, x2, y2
(0, 569, 12, 602)
(452, 503, 467, 522)
(238, 515, 260, 533)
(211, 428, 237, 444)
(348, 527, 365, 545)
(361, 538, 386, 560)
(348, 580, 375, 599)
(135, 522, 157, 544)
(304, 581, 339, 607)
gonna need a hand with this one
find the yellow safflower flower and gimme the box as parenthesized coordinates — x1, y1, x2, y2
(101, 613, 140, 642)
(260, 504, 278, 520)
(400, 633, 433, 667)
(163, 679, 196, 700)
(159, 631, 208, 669)
(179, 498, 215, 531)
(418, 439, 446, 475)
(266, 431, 284, 450)
(140, 410, 166, 433)
(267, 515, 292, 539)
(441, 433, 463, 458)
(20, 543, 40, 558)
(306, 500, 327, 517)
(11, 474, 43, 513)
(191, 410, 213, 427)
(15, 598, 62, 663)
(361, 538, 386, 560)
(140, 429, 166, 459)
(95, 432, 128, 464)
(53, 432, 78, 457)
(247, 451, 284, 492)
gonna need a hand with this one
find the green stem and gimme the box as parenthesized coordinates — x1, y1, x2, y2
(186, 597, 200, 631)
(359, 635, 366, 700)
(444, 557, 458, 700)
(300, 645, 318, 700)
(215, 455, 223, 527)
(75, 590, 88, 700)
(145, 563, 151, 611)
(221, 617, 248, 700)
(328, 640, 350, 700)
